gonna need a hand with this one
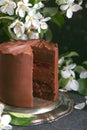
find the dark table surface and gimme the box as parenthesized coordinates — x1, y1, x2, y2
(12, 92, 87, 130)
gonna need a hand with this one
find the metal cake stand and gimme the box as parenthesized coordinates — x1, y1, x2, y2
(3, 92, 73, 125)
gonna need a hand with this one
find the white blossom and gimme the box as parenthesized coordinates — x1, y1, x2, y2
(25, 9, 40, 30)
(9, 19, 25, 38)
(80, 71, 87, 79)
(16, 0, 32, 17)
(65, 78, 79, 91)
(0, 0, 16, 15)
(38, 17, 51, 33)
(0, 115, 12, 130)
(61, 63, 76, 79)
(0, 103, 12, 130)
(33, 2, 44, 9)
(60, 0, 82, 18)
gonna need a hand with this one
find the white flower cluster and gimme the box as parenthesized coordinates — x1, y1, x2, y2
(57, 0, 83, 18)
(0, 0, 50, 40)
(0, 103, 12, 130)
(58, 56, 87, 91)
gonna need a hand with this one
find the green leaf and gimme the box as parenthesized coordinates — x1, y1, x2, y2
(29, 0, 42, 5)
(0, 16, 14, 22)
(60, 51, 79, 58)
(51, 12, 65, 26)
(59, 78, 69, 88)
(65, 58, 73, 65)
(40, 29, 47, 39)
(42, 7, 58, 17)
(8, 112, 36, 126)
(83, 61, 87, 65)
(7, 26, 18, 40)
(82, 61, 87, 69)
(45, 28, 52, 42)
(78, 79, 87, 96)
(75, 65, 86, 73)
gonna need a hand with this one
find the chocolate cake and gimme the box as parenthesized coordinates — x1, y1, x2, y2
(0, 40, 58, 108)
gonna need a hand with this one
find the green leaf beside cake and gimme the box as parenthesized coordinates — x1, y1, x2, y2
(8, 112, 36, 126)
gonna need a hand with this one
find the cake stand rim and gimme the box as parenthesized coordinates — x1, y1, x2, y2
(1, 92, 74, 126)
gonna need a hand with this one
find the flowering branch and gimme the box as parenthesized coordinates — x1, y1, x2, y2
(58, 51, 87, 96)
(0, 0, 84, 42)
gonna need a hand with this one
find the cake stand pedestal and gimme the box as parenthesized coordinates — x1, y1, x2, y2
(3, 92, 73, 125)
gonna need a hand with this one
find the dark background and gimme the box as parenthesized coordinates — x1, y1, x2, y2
(51, 0, 87, 64)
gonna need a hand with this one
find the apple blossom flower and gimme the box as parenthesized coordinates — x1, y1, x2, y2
(65, 78, 79, 91)
(40, 17, 51, 29)
(9, 19, 25, 39)
(0, 115, 12, 130)
(0, 103, 12, 130)
(61, 63, 76, 79)
(60, 0, 82, 18)
(33, 2, 44, 9)
(25, 9, 40, 30)
(0, 0, 16, 15)
(37, 17, 51, 33)
(16, 0, 32, 18)
(80, 71, 87, 79)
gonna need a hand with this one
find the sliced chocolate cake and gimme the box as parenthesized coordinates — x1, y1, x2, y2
(0, 39, 58, 108)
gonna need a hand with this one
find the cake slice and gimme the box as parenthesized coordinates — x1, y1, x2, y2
(31, 40, 58, 101)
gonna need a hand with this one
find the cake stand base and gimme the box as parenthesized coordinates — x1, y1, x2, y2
(31, 92, 73, 125)
(3, 92, 73, 125)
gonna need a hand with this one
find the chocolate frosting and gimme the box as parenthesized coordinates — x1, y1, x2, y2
(0, 41, 33, 107)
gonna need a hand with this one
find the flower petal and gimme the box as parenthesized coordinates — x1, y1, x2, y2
(68, 63, 76, 70)
(61, 70, 71, 78)
(58, 57, 64, 65)
(80, 71, 87, 79)
(65, 79, 79, 91)
(2, 124, 12, 130)
(70, 70, 75, 78)
(71, 4, 82, 12)
(19, 9, 25, 18)
(66, 8, 73, 18)
(67, 0, 75, 4)
(70, 79, 79, 91)
(1, 115, 11, 125)
(65, 80, 73, 91)
(60, 5, 69, 11)
(74, 102, 85, 110)
(40, 22, 48, 30)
